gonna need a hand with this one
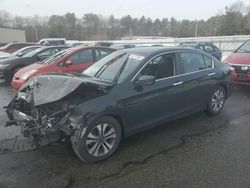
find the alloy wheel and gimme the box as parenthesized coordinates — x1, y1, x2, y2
(211, 89, 225, 112)
(85, 123, 117, 157)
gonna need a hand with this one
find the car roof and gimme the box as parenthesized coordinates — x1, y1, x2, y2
(20, 45, 40, 49)
(38, 46, 67, 49)
(120, 47, 203, 57)
(69, 46, 115, 52)
(9, 42, 37, 44)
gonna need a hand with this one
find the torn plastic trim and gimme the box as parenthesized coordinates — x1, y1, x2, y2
(13, 110, 34, 122)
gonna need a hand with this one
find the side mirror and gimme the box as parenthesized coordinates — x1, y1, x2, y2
(134, 75, 156, 86)
(65, 60, 73, 66)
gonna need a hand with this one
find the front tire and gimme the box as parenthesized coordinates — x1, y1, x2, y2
(207, 86, 226, 115)
(71, 116, 122, 163)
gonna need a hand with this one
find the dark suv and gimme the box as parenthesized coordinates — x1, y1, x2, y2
(179, 42, 222, 60)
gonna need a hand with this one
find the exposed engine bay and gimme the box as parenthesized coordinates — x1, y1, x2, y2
(6, 97, 74, 145)
(4, 74, 110, 146)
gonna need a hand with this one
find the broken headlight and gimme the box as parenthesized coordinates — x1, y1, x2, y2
(20, 69, 37, 81)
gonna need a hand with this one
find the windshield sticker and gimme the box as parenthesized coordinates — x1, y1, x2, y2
(129, 54, 144, 61)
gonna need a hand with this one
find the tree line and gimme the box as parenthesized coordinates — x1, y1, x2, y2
(0, 1, 249, 42)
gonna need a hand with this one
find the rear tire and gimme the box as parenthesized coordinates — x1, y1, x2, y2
(71, 116, 122, 163)
(207, 86, 226, 115)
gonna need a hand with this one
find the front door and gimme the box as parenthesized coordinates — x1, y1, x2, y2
(121, 53, 185, 131)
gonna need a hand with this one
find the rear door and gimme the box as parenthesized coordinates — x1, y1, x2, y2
(173, 51, 216, 112)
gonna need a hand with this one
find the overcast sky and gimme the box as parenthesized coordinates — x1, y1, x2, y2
(0, 0, 247, 20)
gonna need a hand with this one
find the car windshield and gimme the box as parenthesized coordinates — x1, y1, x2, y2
(236, 40, 250, 53)
(22, 48, 45, 57)
(82, 51, 143, 83)
(11, 47, 38, 57)
(38, 50, 71, 64)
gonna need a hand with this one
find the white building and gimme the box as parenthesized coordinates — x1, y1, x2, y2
(0, 28, 26, 43)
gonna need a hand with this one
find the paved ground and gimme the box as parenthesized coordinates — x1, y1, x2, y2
(0, 83, 250, 188)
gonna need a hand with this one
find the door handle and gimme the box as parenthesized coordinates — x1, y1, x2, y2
(208, 72, 216, 76)
(173, 81, 183, 86)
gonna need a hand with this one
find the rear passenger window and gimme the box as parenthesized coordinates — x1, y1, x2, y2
(176, 52, 206, 74)
(141, 54, 175, 79)
(203, 55, 213, 68)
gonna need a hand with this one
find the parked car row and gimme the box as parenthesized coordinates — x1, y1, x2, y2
(2, 38, 250, 89)
(0, 46, 67, 82)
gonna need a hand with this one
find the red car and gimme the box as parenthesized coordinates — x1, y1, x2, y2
(0, 43, 37, 53)
(224, 39, 250, 85)
(12, 46, 115, 90)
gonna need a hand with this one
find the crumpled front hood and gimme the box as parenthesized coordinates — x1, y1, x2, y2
(19, 73, 113, 106)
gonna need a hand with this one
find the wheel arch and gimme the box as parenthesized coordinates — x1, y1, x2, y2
(218, 83, 228, 99)
(102, 113, 126, 138)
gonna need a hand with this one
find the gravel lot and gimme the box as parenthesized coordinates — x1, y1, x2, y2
(0, 83, 250, 188)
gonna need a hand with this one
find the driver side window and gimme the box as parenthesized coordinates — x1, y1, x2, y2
(68, 50, 94, 64)
(140, 53, 175, 80)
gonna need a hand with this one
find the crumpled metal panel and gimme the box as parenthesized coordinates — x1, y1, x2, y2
(19, 74, 112, 106)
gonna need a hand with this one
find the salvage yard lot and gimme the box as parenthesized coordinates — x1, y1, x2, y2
(1, 84, 250, 188)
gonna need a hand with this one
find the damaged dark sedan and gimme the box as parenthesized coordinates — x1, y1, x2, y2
(5, 47, 233, 162)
